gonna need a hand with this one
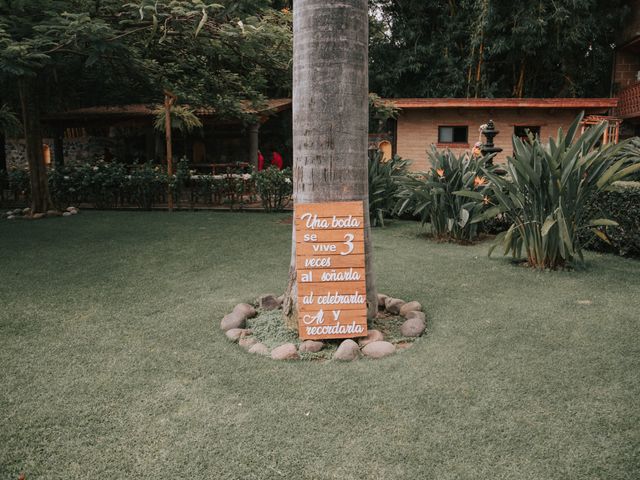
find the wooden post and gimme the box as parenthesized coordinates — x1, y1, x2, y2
(164, 91, 176, 211)
(248, 122, 259, 169)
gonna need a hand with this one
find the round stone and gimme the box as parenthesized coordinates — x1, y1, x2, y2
(333, 339, 360, 361)
(225, 328, 246, 342)
(233, 303, 257, 319)
(62, 212, 72, 217)
(385, 297, 406, 315)
(239, 336, 258, 349)
(271, 343, 299, 360)
(299, 340, 324, 353)
(358, 329, 384, 347)
(248, 342, 270, 356)
(377, 293, 388, 308)
(405, 311, 425, 322)
(362, 341, 396, 359)
(399, 301, 422, 317)
(259, 294, 281, 311)
(220, 311, 246, 331)
(400, 317, 426, 337)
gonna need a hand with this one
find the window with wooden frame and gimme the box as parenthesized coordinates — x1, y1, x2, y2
(437, 126, 468, 145)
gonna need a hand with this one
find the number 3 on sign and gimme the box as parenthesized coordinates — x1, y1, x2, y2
(341, 233, 354, 255)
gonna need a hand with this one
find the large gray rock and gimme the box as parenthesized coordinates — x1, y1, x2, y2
(259, 294, 282, 311)
(220, 311, 246, 331)
(385, 297, 406, 315)
(377, 293, 388, 308)
(271, 343, 299, 360)
(405, 311, 426, 322)
(62, 212, 72, 217)
(400, 317, 426, 337)
(333, 339, 360, 361)
(248, 342, 270, 356)
(233, 303, 257, 319)
(32, 213, 46, 220)
(225, 328, 249, 342)
(400, 301, 422, 317)
(362, 341, 396, 359)
(358, 329, 384, 347)
(299, 340, 324, 353)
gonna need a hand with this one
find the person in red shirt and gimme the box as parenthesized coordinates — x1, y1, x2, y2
(257, 150, 265, 171)
(271, 150, 283, 170)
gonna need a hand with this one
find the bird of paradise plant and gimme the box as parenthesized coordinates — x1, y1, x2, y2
(470, 113, 640, 269)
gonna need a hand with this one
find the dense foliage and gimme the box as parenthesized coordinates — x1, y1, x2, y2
(2, 161, 260, 211)
(581, 181, 640, 258)
(396, 147, 492, 242)
(368, 150, 409, 227)
(476, 115, 640, 269)
(369, 0, 626, 98)
(252, 166, 292, 212)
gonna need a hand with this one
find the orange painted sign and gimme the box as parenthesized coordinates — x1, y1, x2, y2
(295, 201, 368, 340)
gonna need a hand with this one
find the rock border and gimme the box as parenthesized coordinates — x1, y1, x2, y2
(3, 206, 80, 220)
(219, 293, 426, 361)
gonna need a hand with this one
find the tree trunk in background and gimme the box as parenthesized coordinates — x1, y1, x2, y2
(53, 127, 64, 167)
(0, 131, 6, 172)
(283, 0, 377, 329)
(18, 77, 52, 214)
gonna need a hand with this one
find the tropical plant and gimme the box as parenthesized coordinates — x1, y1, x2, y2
(253, 166, 292, 212)
(476, 114, 640, 269)
(396, 147, 492, 242)
(153, 106, 203, 134)
(368, 150, 409, 227)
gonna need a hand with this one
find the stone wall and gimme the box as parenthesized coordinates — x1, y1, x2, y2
(4, 136, 121, 168)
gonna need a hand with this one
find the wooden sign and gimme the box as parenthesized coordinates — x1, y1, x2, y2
(295, 201, 368, 340)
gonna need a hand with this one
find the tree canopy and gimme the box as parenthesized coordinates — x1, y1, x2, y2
(369, 0, 628, 99)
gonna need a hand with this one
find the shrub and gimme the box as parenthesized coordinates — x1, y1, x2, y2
(253, 166, 292, 212)
(126, 163, 167, 210)
(396, 147, 492, 242)
(368, 150, 410, 227)
(580, 181, 640, 258)
(478, 115, 640, 269)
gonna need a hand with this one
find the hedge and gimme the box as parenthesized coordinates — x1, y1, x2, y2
(582, 181, 640, 258)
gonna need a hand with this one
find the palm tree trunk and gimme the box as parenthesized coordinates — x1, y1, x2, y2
(283, 0, 377, 329)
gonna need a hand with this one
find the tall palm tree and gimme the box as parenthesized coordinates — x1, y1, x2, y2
(283, 0, 377, 327)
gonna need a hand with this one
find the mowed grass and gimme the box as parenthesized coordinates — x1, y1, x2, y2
(1, 211, 639, 479)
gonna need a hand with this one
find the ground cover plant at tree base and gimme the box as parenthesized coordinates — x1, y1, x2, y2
(368, 150, 410, 227)
(474, 115, 640, 270)
(1, 212, 639, 478)
(395, 147, 493, 242)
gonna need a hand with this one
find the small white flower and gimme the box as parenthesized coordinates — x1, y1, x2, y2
(284, 178, 291, 184)
(63, 176, 70, 180)
(93, 166, 99, 171)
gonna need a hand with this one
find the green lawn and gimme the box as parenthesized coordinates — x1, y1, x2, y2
(1, 212, 639, 479)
